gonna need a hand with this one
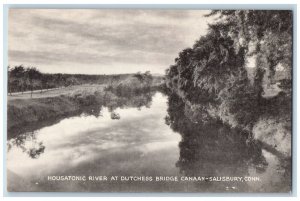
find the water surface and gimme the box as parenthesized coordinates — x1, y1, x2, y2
(7, 92, 291, 192)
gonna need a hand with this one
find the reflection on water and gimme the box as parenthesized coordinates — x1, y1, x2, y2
(166, 93, 291, 193)
(7, 92, 291, 192)
(7, 92, 182, 192)
(8, 132, 45, 159)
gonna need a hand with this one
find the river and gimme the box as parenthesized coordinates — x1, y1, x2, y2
(7, 92, 291, 192)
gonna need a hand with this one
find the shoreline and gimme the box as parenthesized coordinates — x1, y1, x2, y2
(7, 84, 161, 138)
(7, 84, 291, 159)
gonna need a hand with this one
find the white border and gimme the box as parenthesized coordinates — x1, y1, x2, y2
(0, 0, 299, 200)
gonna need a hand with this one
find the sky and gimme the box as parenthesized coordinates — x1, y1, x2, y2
(9, 9, 213, 75)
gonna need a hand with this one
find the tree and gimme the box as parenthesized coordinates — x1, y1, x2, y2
(9, 65, 26, 94)
(8, 66, 13, 95)
(26, 67, 42, 98)
(133, 71, 144, 82)
(41, 74, 49, 92)
(65, 76, 79, 87)
(133, 71, 153, 87)
(206, 10, 292, 91)
(166, 27, 247, 105)
(164, 10, 293, 131)
(143, 71, 153, 87)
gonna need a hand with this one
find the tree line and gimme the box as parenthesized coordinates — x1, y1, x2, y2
(165, 10, 292, 131)
(104, 71, 155, 98)
(8, 65, 133, 96)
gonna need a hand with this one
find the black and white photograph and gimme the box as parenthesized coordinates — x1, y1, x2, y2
(6, 8, 293, 193)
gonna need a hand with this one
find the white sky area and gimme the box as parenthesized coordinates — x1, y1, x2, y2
(9, 9, 213, 75)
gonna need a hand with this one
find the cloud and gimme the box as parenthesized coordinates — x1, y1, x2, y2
(31, 14, 187, 53)
(8, 9, 212, 74)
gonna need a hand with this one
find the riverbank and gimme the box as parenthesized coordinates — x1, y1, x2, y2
(7, 85, 104, 136)
(164, 86, 291, 159)
(7, 81, 163, 138)
(7, 84, 106, 100)
(7, 81, 291, 159)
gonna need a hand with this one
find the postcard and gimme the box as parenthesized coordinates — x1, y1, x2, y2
(6, 8, 292, 193)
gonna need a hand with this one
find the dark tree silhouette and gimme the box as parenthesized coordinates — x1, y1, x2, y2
(26, 67, 42, 98)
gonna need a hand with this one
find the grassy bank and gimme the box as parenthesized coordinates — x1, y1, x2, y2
(7, 75, 164, 138)
(7, 85, 104, 136)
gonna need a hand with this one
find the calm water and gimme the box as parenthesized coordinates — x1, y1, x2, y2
(7, 92, 291, 192)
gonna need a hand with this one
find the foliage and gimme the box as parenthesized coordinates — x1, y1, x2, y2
(133, 71, 153, 86)
(165, 10, 292, 131)
(7, 65, 135, 94)
(207, 10, 292, 88)
(105, 71, 155, 98)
